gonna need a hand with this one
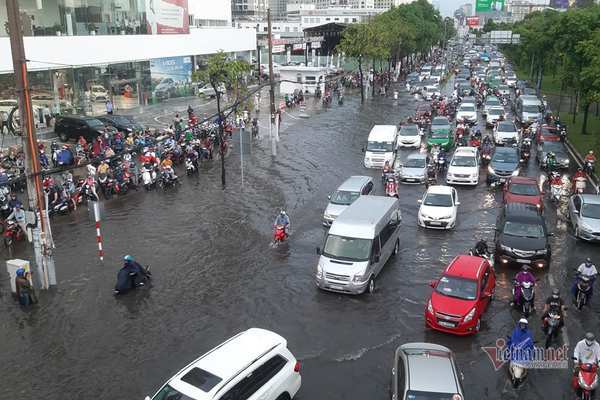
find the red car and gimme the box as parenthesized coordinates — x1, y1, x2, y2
(535, 124, 561, 144)
(503, 176, 544, 212)
(425, 255, 496, 335)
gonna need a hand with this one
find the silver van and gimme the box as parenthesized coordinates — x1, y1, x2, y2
(516, 95, 543, 125)
(323, 176, 374, 226)
(315, 196, 402, 295)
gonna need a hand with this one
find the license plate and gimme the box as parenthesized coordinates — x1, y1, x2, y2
(438, 321, 455, 328)
(516, 259, 531, 264)
(329, 285, 344, 291)
(406, 178, 416, 182)
(429, 222, 442, 226)
(499, 178, 506, 183)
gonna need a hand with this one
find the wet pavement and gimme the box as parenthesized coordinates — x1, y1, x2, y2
(0, 78, 599, 400)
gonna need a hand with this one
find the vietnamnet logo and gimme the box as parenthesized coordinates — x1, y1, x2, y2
(482, 338, 570, 371)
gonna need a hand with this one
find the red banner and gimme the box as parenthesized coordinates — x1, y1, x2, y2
(466, 16, 480, 28)
(146, 0, 189, 35)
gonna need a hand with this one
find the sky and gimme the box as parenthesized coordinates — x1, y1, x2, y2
(436, 0, 472, 16)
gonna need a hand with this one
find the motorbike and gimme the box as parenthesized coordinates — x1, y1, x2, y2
(574, 175, 587, 194)
(436, 153, 447, 172)
(385, 177, 399, 198)
(273, 224, 287, 246)
(141, 166, 157, 190)
(3, 219, 24, 249)
(520, 139, 532, 164)
(185, 156, 199, 175)
(574, 274, 593, 310)
(509, 360, 528, 389)
(549, 173, 563, 204)
(251, 125, 259, 138)
(114, 265, 152, 295)
(575, 363, 598, 400)
(513, 280, 535, 316)
(97, 173, 115, 199)
(559, 127, 567, 142)
(157, 170, 179, 189)
(584, 159, 595, 176)
(481, 146, 492, 166)
(543, 310, 562, 349)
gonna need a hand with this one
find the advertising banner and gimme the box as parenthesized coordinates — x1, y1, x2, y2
(272, 45, 286, 53)
(146, 0, 189, 34)
(466, 16, 481, 28)
(476, 0, 504, 12)
(150, 56, 192, 100)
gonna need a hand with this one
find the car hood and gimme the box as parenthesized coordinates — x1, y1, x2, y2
(496, 130, 518, 137)
(319, 256, 366, 277)
(420, 204, 453, 218)
(491, 161, 518, 172)
(505, 194, 541, 207)
(398, 135, 420, 143)
(448, 166, 476, 175)
(580, 217, 600, 232)
(431, 291, 476, 317)
(324, 203, 349, 219)
(499, 233, 546, 252)
(400, 167, 425, 177)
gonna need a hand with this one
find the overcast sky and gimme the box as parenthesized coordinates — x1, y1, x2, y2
(437, 0, 473, 17)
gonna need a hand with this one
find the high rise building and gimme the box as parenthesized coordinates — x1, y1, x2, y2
(232, 0, 288, 20)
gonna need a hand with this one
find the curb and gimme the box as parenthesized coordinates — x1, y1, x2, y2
(564, 138, 600, 193)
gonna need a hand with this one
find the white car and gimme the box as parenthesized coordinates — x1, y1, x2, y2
(146, 328, 301, 400)
(483, 96, 502, 116)
(446, 147, 479, 186)
(397, 124, 422, 148)
(486, 106, 505, 127)
(197, 83, 225, 98)
(494, 121, 520, 145)
(506, 74, 517, 87)
(89, 85, 108, 102)
(422, 85, 441, 100)
(456, 104, 477, 124)
(418, 185, 459, 230)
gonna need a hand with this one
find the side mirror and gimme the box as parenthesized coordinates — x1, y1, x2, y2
(573, 209, 579, 215)
(316, 247, 321, 255)
(361, 147, 365, 153)
(547, 232, 555, 237)
(327, 194, 331, 200)
(145, 397, 151, 400)
(456, 201, 461, 206)
(417, 199, 422, 204)
(429, 280, 437, 288)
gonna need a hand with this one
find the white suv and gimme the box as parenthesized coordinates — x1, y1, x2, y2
(146, 328, 301, 400)
(446, 147, 479, 186)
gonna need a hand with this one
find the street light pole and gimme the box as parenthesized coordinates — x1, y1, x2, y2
(267, 8, 277, 156)
(6, 0, 56, 289)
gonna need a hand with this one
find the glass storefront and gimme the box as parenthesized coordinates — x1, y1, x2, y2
(0, 0, 149, 37)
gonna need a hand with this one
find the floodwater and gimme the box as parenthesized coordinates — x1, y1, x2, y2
(0, 81, 598, 400)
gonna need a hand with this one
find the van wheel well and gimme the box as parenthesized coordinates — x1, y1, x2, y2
(276, 393, 291, 400)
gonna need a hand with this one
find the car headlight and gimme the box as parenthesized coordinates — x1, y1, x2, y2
(512, 169, 520, 176)
(535, 249, 547, 255)
(471, 172, 478, 177)
(488, 166, 495, 174)
(580, 224, 593, 233)
(500, 244, 511, 252)
(427, 299, 434, 314)
(463, 307, 476, 322)
(564, 159, 570, 164)
(353, 273, 366, 283)
(324, 213, 333, 220)
(316, 263, 323, 279)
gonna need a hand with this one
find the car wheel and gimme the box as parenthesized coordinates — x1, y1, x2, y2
(574, 225, 580, 240)
(275, 394, 291, 400)
(59, 132, 68, 142)
(475, 318, 481, 332)
(366, 277, 375, 294)
(393, 239, 400, 256)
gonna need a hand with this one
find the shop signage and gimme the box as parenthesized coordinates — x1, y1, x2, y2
(145, 0, 189, 34)
(466, 16, 480, 28)
(475, 0, 504, 12)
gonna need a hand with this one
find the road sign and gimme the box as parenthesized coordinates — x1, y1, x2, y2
(466, 16, 480, 28)
(476, 0, 504, 12)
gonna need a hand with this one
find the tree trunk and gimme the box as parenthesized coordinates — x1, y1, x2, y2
(572, 91, 579, 124)
(215, 92, 226, 187)
(358, 57, 365, 104)
(371, 60, 376, 97)
(536, 62, 544, 94)
(582, 101, 590, 135)
(529, 54, 535, 81)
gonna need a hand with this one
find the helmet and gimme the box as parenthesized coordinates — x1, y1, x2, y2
(518, 318, 528, 328)
(585, 332, 596, 346)
(552, 288, 560, 298)
(280, 210, 286, 216)
(589, 151, 594, 155)
(123, 154, 131, 162)
(16, 268, 25, 277)
(521, 264, 530, 271)
(123, 255, 134, 262)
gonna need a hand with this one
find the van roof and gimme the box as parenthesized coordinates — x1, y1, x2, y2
(329, 196, 399, 239)
(520, 95, 542, 104)
(337, 176, 372, 192)
(168, 328, 285, 399)
(368, 125, 397, 142)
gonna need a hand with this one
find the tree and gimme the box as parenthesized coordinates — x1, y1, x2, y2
(337, 23, 371, 103)
(193, 51, 251, 187)
(576, 29, 600, 134)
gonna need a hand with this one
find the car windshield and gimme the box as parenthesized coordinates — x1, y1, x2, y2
(503, 221, 545, 238)
(486, 98, 500, 106)
(451, 155, 476, 167)
(405, 391, 458, 400)
(424, 193, 452, 207)
(151, 384, 195, 400)
(492, 151, 518, 163)
(110, 115, 133, 124)
(436, 275, 478, 300)
(523, 105, 540, 113)
(323, 234, 372, 262)
(87, 118, 104, 128)
(582, 204, 600, 219)
(543, 142, 564, 152)
(489, 109, 503, 115)
(404, 158, 426, 168)
(509, 183, 539, 196)
(430, 130, 449, 138)
(432, 118, 448, 126)
(497, 123, 516, 132)
(460, 105, 475, 112)
(330, 190, 360, 206)
(400, 126, 419, 136)
(367, 141, 394, 152)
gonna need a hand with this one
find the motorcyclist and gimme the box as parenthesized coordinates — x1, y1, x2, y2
(160, 154, 177, 181)
(97, 160, 111, 176)
(546, 151, 557, 171)
(542, 288, 567, 330)
(512, 265, 536, 307)
(56, 145, 74, 166)
(507, 318, 534, 365)
(114, 255, 151, 295)
(7, 204, 27, 237)
(472, 239, 489, 258)
(572, 258, 598, 299)
(573, 332, 600, 374)
(274, 210, 290, 236)
(585, 150, 596, 163)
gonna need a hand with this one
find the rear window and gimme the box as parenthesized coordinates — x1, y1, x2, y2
(86, 118, 105, 128)
(509, 183, 539, 196)
(406, 390, 458, 400)
(180, 367, 222, 392)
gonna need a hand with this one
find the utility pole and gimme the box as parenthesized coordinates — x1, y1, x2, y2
(267, 8, 277, 156)
(6, 0, 56, 289)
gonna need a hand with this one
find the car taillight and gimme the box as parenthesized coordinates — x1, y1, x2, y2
(294, 361, 301, 372)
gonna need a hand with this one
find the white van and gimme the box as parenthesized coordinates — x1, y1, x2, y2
(315, 196, 402, 295)
(363, 125, 398, 169)
(516, 95, 543, 125)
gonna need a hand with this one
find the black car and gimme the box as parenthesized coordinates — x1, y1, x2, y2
(54, 115, 106, 142)
(487, 146, 520, 185)
(536, 141, 570, 169)
(494, 203, 552, 269)
(97, 114, 143, 133)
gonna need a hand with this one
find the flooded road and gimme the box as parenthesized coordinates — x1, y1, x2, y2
(1, 82, 598, 400)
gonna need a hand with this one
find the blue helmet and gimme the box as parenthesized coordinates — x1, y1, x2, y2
(123, 255, 134, 262)
(16, 268, 25, 277)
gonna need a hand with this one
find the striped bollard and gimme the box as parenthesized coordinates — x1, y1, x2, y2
(93, 201, 104, 261)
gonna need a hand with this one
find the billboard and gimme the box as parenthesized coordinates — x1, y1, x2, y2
(150, 56, 193, 100)
(466, 16, 481, 28)
(476, 0, 505, 12)
(146, 0, 189, 34)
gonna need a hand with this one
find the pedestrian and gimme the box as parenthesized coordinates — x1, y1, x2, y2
(43, 106, 52, 128)
(15, 268, 36, 306)
(106, 99, 113, 115)
(0, 110, 7, 134)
